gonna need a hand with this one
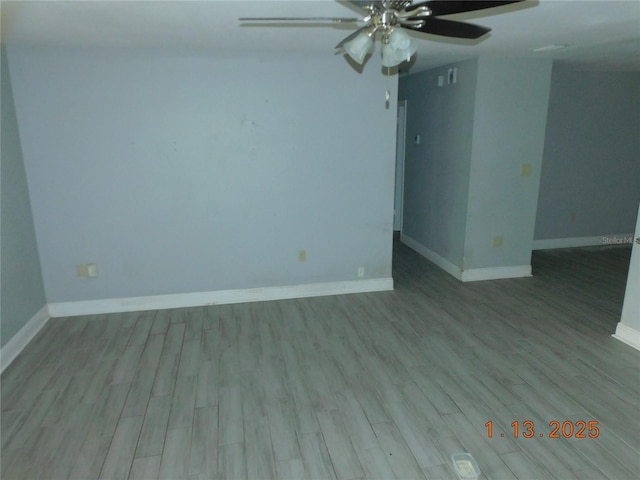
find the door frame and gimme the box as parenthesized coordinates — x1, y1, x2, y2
(394, 99, 407, 232)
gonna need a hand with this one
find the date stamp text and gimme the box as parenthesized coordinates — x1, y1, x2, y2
(485, 420, 600, 439)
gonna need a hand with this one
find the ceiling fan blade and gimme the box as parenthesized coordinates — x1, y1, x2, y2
(335, 25, 370, 49)
(343, 1, 382, 10)
(407, 17, 490, 39)
(239, 17, 360, 23)
(408, 1, 524, 17)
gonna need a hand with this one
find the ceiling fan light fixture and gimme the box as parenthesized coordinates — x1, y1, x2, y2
(381, 28, 416, 67)
(381, 43, 398, 67)
(389, 28, 411, 50)
(343, 30, 375, 64)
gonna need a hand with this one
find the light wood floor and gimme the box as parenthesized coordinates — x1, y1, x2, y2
(2, 242, 639, 480)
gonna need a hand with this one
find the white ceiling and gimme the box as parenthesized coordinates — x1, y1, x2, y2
(2, 0, 639, 72)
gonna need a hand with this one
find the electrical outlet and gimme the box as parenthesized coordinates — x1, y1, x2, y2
(87, 263, 98, 277)
(358, 267, 365, 278)
(521, 164, 532, 176)
(298, 250, 306, 262)
(77, 263, 98, 277)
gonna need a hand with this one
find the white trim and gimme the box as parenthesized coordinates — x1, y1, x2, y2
(460, 265, 532, 282)
(612, 323, 640, 351)
(47, 278, 394, 318)
(1, 305, 50, 374)
(401, 234, 532, 282)
(533, 234, 634, 250)
(400, 233, 462, 280)
(394, 99, 407, 232)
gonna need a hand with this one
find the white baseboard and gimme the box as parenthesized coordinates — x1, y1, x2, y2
(3, 280, 392, 372)
(47, 278, 394, 318)
(1, 305, 50, 374)
(401, 234, 532, 282)
(401, 234, 463, 280)
(612, 323, 640, 351)
(461, 265, 532, 282)
(533, 233, 634, 250)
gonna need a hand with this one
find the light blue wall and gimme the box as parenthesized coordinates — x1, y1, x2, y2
(464, 58, 552, 269)
(1, 46, 46, 347)
(535, 67, 640, 240)
(7, 47, 397, 303)
(399, 58, 552, 275)
(399, 59, 478, 267)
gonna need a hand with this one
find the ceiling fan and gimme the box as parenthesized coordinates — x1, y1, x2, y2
(240, 1, 526, 68)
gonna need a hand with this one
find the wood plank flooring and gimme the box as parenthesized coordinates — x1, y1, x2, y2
(2, 242, 639, 479)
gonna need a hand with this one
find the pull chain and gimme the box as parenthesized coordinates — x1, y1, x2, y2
(385, 65, 391, 109)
